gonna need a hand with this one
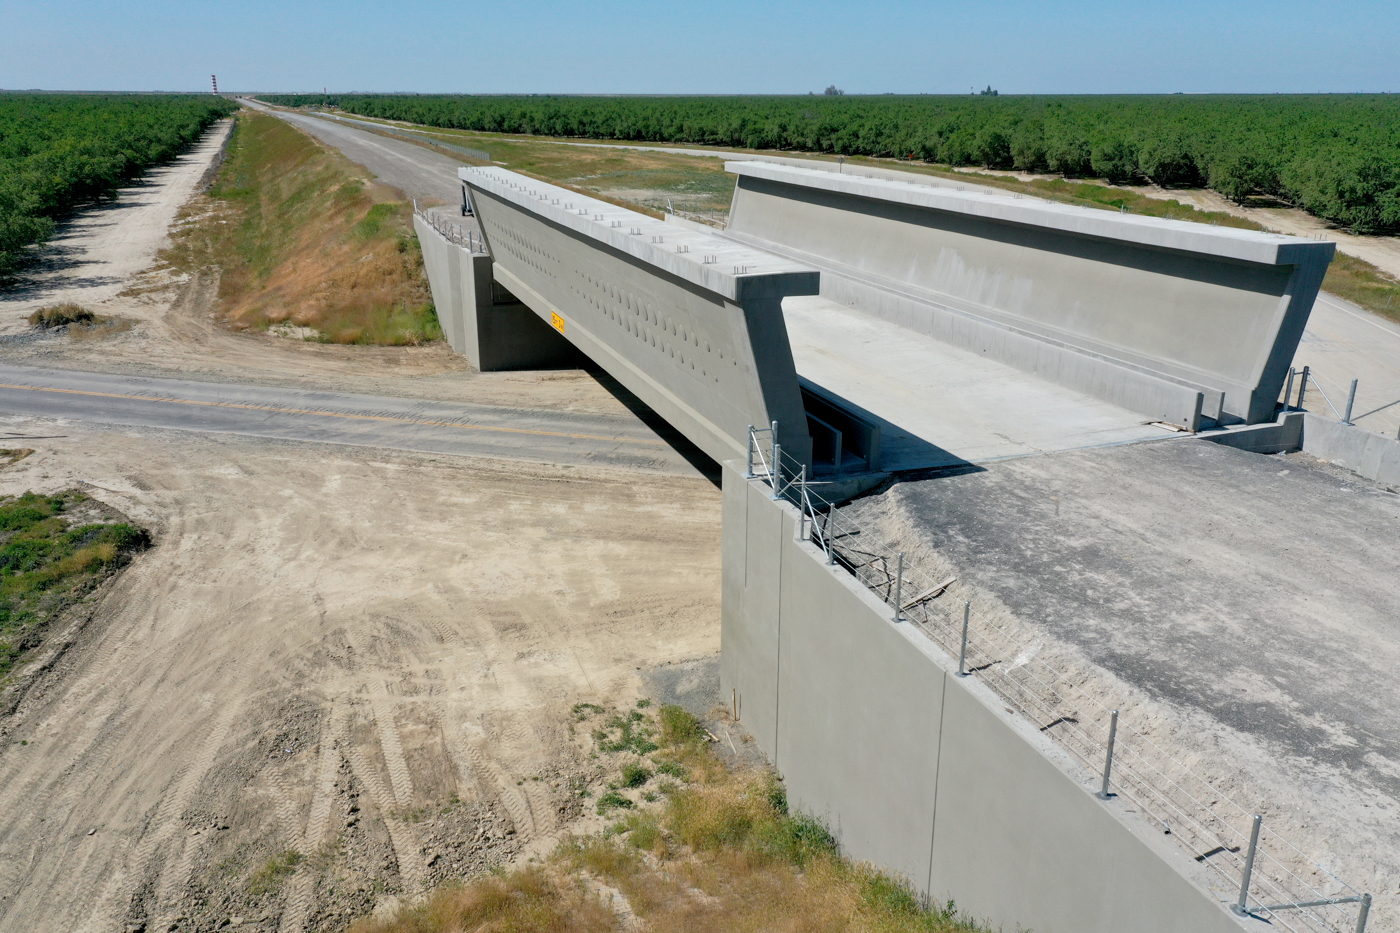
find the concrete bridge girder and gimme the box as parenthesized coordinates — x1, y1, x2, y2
(437, 167, 818, 468)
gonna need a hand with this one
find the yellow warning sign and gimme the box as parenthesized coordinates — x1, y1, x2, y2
(551, 312, 566, 334)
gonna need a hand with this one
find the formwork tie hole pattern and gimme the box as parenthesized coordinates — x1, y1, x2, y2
(746, 424, 1373, 933)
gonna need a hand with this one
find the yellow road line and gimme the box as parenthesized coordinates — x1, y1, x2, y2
(0, 382, 666, 447)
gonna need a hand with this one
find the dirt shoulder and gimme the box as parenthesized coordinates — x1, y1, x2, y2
(0, 417, 721, 933)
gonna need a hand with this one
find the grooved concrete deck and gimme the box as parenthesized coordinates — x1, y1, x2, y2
(783, 295, 1175, 471)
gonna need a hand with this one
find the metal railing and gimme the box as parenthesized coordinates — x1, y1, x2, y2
(746, 424, 1373, 933)
(1284, 365, 1400, 439)
(414, 200, 485, 254)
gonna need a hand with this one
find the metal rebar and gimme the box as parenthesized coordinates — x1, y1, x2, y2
(1297, 366, 1309, 409)
(957, 601, 970, 676)
(1233, 815, 1263, 916)
(1344, 378, 1358, 424)
(1282, 367, 1295, 414)
(1097, 711, 1119, 799)
(892, 553, 904, 622)
(1357, 892, 1372, 933)
(745, 425, 755, 477)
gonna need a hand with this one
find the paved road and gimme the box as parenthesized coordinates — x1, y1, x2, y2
(0, 365, 704, 475)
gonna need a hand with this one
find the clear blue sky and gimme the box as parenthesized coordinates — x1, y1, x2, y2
(2, 0, 1396, 94)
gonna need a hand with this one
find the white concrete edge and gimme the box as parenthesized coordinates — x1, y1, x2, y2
(726, 161, 1336, 267)
(460, 166, 817, 302)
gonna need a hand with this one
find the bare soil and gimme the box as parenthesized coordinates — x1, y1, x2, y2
(0, 418, 720, 933)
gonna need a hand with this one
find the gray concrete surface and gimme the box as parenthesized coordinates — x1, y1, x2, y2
(1299, 411, 1400, 485)
(725, 161, 1335, 427)
(1296, 292, 1400, 439)
(720, 461, 1250, 933)
(459, 166, 819, 466)
(783, 294, 1175, 469)
(843, 439, 1400, 802)
(0, 364, 704, 475)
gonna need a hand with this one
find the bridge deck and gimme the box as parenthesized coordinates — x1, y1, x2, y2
(783, 295, 1175, 471)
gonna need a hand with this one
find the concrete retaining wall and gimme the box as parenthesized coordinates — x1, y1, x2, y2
(459, 167, 821, 466)
(719, 461, 1249, 933)
(724, 161, 1334, 427)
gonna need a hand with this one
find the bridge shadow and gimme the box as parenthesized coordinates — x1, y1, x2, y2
(585, 364, 723, 487)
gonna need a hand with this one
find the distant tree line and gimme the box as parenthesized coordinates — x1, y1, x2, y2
(0, 94, 237, 277)
(259, 93, 1400, 234)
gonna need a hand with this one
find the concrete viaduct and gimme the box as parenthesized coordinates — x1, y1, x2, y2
(415, 157, 1337, 933)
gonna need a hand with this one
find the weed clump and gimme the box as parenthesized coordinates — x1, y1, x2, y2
(247, 850, 301, 895)
(619, 763, 651, 788)
(593, 709, 658, 755)
(28, 303, 96, 328)
(596, 791, 634, 815)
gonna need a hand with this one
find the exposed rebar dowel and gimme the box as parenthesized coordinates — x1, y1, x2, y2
(1357, 893, 1372, 933)
(892, 553, 904, 622)
(745, 425, 755, 478)
(1297, 365, 1310, 409)
(1282, 367, 1295, 413)
(957, 601, 970, 676)
(1344, 378, 1359, 424)
(1097, 710, 1119, 799)
(1232, 815, 1263, 916)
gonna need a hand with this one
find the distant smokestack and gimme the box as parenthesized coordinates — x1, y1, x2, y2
(211, 74, 218, 95)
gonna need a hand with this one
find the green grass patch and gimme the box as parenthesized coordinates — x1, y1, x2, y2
(247, 849, 302, 895)
(0, 491, 149, 676)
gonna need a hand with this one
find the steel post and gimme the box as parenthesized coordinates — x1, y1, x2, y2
(957, 601, 970, 676)
(826, 505, 837, 565)
(893, 553, 904, 622)
(770, 444, 782, 500)
(1357, 893, 1372, 933)
(770, 421, 779, 485)
(1297, 366, 1310, 409)
(1097, 711, 1119, 799)
(745, 425, 755, 477)
(1233, 815, 1263, 916)
(1344, 379, 1359, 424)
(1283, 367, 1295, 414)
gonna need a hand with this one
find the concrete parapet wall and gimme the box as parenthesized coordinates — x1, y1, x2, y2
(1299, 413, 1400, 485)
(719, 461, 1248, 933)
(460, 167, 820, 465)
(725, 162, 1334, 426)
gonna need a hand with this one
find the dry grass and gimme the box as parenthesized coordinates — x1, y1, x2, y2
(351, 706, 982, 933)
(27, 302, 133, 340)
(163, 111, 439, 345)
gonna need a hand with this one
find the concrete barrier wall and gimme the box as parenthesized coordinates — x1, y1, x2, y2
(460, 167, 820, 465)
(725, 162, 1335, 426)
(1300, 413, 1400, 485)
(719, 461, 1249, 933)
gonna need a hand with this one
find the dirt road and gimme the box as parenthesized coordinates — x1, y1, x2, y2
(0, 418, 721, 933)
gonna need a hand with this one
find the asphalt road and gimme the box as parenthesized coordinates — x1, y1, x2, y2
(0, 365, 704, 475)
